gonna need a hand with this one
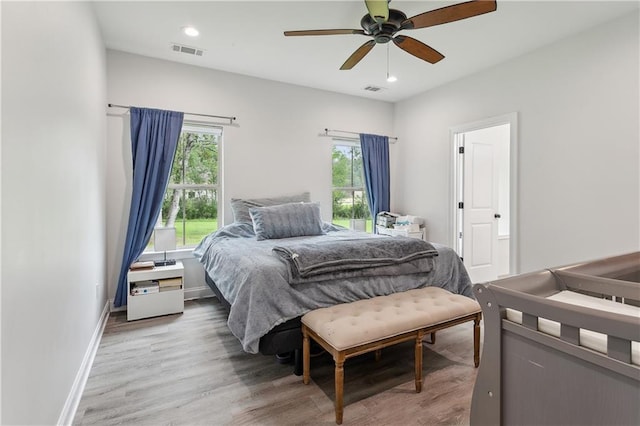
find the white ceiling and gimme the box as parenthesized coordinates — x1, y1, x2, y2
(93, 1, 639, 102)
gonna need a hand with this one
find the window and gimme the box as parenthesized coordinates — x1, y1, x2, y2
(155, 123, 221, 249)
(332, 141, 372, 232)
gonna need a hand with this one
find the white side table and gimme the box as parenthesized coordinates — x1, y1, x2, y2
(127, 261, 184, 321)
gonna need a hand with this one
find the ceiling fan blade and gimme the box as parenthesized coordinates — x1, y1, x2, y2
(393, 35, 444, 64)
(402, 0, 496, 30)
(365, 0, 389, 23)
(284, 29, 366, 36)
(340, 40, 376, 70)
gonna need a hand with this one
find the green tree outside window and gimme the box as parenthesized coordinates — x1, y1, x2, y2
(332, 143, 372, 231)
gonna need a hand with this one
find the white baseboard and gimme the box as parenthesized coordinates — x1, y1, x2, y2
(110, 302, 126, 313)
(57, 300, 110, 426)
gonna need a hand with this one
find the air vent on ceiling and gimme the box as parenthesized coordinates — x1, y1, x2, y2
(171, 43, 204, 57)
(363, 85, 385, 92)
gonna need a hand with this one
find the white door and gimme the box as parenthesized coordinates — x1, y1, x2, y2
(462, 129, 501, 283)
(452, 114, 516, 282)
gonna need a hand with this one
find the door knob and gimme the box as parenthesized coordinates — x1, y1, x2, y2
(494, 213, 501, 219)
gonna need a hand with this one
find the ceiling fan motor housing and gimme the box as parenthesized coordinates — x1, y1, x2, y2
(361, 9, 407, 44)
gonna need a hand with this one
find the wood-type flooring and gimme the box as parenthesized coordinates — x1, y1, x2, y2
(74, 298, 481, 425)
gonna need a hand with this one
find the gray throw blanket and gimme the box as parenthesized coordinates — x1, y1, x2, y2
(272, 237, 438, 285)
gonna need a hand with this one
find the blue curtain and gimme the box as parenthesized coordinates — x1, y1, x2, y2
(114, 107, 184, 307)
(360, 133, 390, 233)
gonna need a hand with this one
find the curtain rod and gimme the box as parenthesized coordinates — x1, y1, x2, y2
(321, 128, 398, 142)
(107, 104, 236, 125)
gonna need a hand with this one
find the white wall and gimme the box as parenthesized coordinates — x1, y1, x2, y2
(393, 12, 639, 273)
(1, 2, 107, 424)
(105, 51, 394, 305)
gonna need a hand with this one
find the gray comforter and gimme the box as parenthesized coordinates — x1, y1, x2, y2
(194, 223, 472, 354)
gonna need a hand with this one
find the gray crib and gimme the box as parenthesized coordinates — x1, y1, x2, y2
(471, 252, 640, 426)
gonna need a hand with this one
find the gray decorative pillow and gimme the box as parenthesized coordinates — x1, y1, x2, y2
(249, 202, 325, 240)
(230, 192, 311, 224)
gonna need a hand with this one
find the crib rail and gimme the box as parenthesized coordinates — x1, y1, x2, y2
(470, 264, 640, 426)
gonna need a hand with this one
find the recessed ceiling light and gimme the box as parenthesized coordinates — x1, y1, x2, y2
(183, 26, 199, 37)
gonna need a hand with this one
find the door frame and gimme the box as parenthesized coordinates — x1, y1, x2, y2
(450, 112, 519, 276)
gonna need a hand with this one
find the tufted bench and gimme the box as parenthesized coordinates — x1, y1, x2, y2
(302, 286, 482, 424)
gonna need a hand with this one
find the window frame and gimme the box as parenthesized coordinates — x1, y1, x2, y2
(148, 121, 222, 252)
(331, 139, 371, 230)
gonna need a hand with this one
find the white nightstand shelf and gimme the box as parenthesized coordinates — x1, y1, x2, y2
(376, 225, 426, 241)
(127, 261, 184, 321)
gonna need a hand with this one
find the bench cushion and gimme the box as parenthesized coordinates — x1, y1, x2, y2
(302, 287, 480, 350)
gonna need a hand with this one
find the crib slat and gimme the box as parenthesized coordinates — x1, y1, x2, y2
(607, 336, 632, 364)
(560, 323, 580, 345)
(522, 313, 538, 330)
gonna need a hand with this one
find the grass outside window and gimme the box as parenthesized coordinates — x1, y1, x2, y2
(148, 218, 373, 251)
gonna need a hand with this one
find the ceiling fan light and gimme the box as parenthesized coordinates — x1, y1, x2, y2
(365, 0, 389, 23)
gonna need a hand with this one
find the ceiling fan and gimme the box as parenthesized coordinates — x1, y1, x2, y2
(284, 0, 497, 70)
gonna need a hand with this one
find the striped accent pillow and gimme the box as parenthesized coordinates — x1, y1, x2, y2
(249, 202, 324, 241)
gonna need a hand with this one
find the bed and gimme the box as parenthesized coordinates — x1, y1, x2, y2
(470, 252, 640, 426)
(193, 194, 473, 373)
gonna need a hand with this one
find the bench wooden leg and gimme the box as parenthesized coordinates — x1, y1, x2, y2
(473, 313, 481, 368)
(415, 330, 423, 393)
(302, 326, 311, 385)
(374, 349, 382, 362)
(335, 355, 345, 424)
